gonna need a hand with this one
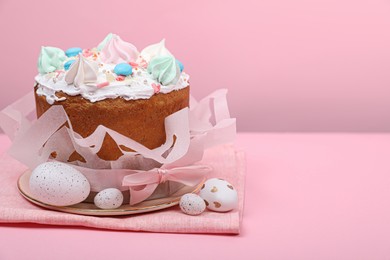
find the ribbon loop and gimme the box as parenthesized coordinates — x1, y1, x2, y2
(157, 168, 169, 183)
(122, 165, 212, 205)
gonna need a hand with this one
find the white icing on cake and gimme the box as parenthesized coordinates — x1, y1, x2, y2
(35, 36, 190, 104)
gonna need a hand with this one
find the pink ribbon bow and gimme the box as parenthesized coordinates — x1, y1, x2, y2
(122, 165, 212, 205)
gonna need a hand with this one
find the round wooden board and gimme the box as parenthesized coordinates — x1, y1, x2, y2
(18, 170, 205, 216)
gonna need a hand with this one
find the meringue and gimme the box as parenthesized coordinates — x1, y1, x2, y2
(37, 46, 67, 74)
(138, 39, 172, 63)
(65, 54, 99, 88)
(147, 55, 181, 85)
(100, 34, 138, 63)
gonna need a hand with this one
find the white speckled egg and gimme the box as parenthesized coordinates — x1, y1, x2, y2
(29, 162, 90, 206)
(179, 193, 206, 215)
(94, 188, 124, 209)
(199, 178, 238, 212)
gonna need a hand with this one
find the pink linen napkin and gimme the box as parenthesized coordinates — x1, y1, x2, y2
(0, 144, 245, 234)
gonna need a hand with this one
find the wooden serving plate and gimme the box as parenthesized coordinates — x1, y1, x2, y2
(18, 170, 205, 216)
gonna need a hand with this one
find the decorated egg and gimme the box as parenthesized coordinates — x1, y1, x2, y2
(179, 193, 206, 215)
(65, 47, 82, 57)
(29, 162, 90, 206)
(199, 178, 238, 212)
(94, 188, 124, 209)
(114, 63, 133, 76)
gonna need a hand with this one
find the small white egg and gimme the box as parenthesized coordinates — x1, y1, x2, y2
(179, 193, 206, 215)
(29, 162, 90, 206)
(94, 188, 124, 209)
(199, 178, 238, 212)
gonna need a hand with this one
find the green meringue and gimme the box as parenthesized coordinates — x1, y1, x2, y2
(37, 46, 66, 74)
(147, 55, 181, 85)
(97, 33, 113, 51)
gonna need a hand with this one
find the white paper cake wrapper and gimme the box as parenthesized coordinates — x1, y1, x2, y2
(0, 89, 236, 203)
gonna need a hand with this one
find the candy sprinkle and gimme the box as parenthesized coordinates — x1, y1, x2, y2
(97, 81, 110, 88)
(139, 60, 148, 68)
(82, 49, 93, 57)
(116, 76, 125, 81)
(151, 83, 160, 94)
(55, 70, 64, 77)
(129, 61, 139, 68)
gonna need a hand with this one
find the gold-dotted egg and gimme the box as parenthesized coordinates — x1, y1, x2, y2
(199, 178, 238, 212)
(213, 202, 222, 208)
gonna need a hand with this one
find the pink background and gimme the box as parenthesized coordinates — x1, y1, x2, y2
(2, 1, 390, 257)
(1, 0, 390, 131)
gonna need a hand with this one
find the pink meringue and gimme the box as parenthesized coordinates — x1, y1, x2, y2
(100, 34, 139, 63)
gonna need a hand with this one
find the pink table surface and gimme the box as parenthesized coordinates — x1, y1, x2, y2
(1, 133, 390, 259)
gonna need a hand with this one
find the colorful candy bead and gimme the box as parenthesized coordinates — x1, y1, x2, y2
(176, 59, 184, 72)
(65, 47, 83, 57)
(116, 75, 125, 81)
(64, 60, 76, 70)
(114, 63, 133, 76)
(82, 48, 93, 57)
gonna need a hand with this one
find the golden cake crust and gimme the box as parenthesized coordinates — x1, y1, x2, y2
(34, 85, 190, 161)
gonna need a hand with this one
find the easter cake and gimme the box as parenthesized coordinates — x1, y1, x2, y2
(0, 33, 239, 215)
(34, 33, 189, 161)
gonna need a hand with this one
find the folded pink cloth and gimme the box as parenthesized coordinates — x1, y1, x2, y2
(0, 144, 245, 234)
